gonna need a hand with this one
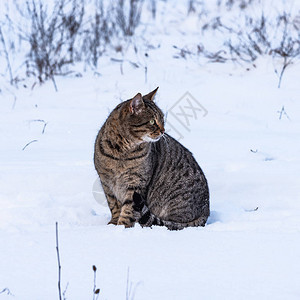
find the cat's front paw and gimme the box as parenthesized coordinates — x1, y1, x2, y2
(107, 218, 118, 225)
(117, 217, 135, 228)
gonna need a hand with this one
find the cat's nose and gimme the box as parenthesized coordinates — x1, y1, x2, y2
(161, 128, 165, 134)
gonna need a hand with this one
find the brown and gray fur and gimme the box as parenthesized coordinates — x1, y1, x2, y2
(94, 88, 209, 230)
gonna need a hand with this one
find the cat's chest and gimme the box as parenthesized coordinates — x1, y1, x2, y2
(109, 165, 150, 201)
(97, 139, 153, 199)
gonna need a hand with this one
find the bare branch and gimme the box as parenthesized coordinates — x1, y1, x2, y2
(22, 139, 38, 151)
(0, 26, 14, 86)
(56, 222, 62, 300)
(0, 288, 14, 296)
(92, 265, 100, 300)
(245, 207, 259, 212)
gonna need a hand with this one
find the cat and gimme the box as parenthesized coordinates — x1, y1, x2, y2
(94, 88, 209, 230)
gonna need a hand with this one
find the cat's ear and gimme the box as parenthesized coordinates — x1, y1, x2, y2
(143, 87, 159, 101)
(129, 93, 144, 114)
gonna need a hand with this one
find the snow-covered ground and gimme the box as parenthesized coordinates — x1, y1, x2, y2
(1, 1, 300, 299)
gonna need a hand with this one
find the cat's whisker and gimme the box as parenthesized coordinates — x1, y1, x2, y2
(164, 110, 168, 124)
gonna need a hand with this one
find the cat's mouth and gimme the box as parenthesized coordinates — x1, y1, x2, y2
(143, 134, 164, 143)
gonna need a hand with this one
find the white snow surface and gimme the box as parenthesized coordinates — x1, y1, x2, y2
(1, 1, 300, 299)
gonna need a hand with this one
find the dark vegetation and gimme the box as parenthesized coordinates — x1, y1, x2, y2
(0, 0, 145, 88)
(0, 0, 299, 88)
(194, 0, 300, 87)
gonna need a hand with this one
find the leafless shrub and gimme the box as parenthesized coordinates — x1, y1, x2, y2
(224, 12, 300, 86)
(0, 26, 14, 85)
(82, 0, 116, 68)
(116, 0, 144, 37)
(23, 0, 84, 89)
(222, 14, 271, 63)
(199, 9, 300, 87)
(1, 0, 146, 84)
(271, 12, 300, 87)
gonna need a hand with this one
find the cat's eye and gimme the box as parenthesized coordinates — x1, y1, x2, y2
(149, 119, 155, 125)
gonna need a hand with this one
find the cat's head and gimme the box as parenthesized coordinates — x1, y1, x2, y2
(120, 87, 165, 143)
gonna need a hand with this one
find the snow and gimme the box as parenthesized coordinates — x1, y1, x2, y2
(1, 1, 300, 299)
(2, 228, 300, 299)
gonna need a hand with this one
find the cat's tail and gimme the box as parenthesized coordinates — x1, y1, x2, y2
(132, 192, 208, 231)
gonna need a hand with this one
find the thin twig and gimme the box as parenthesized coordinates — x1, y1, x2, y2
(29, 119, 48, 134)
(245, 207, 259, 212)
(92, 265, 100, 300)
(126, 267, 141, 300)
(56, 222, 62, 300)
(277, 106, 291, 120)
(130, 281, 142, 300)
(42, 122, 48, 134)
(277, 57, 290, 88)
(22, 140, 38, 151)
(144, 66, 147, 83)
(0, 26, 14, 86)
(12, 96, 17, 110)
(51, 76, 58, 92)
(0, 288, 13, 296)
(63, 282, 69, 300)
(111, 58, 124, 63)
(126, 267, 130, 300)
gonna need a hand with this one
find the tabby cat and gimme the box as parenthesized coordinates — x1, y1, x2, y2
(94, 88, 209, 230)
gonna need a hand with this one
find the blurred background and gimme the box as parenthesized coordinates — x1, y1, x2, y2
(1, 0, 300, 90)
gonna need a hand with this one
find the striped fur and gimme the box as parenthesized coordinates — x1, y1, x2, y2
(94, 88, 209, 229)
(132, 192, 208, 230)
